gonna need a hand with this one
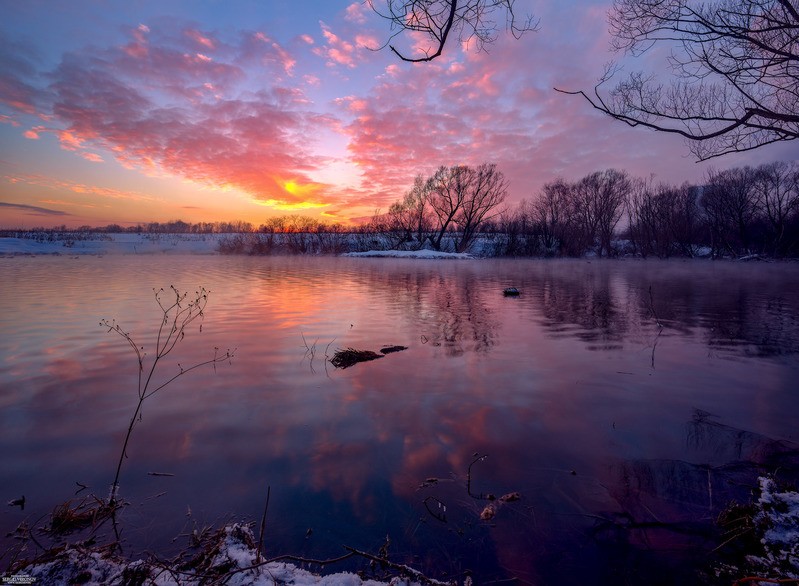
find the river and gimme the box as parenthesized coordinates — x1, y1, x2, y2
(1, 255, 798, 584)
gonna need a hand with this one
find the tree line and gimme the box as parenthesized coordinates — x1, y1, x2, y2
(5, 160, 797, 258)
(375, 160, 799, 258)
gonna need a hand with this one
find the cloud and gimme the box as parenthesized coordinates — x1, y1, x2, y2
(0, 201, 69, 216)
(246, 32, 297, 75)
(23, 25, 343, 210)
(314, 23, 377, 69)
(0, 33, 43, 116)
(185, 29, 217, 51)
(4, 173, 158, 202)
(80, 152, 103, 163)
(333, 4, 734, 210)
(344, 2, 368, 24)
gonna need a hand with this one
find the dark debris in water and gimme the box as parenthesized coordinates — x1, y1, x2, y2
(330, 345, 408, 368)
(380, 345, 408, 354)
(330, 348, 384, 369)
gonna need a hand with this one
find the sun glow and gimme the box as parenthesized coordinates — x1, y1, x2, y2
(255, 199, 329, 211)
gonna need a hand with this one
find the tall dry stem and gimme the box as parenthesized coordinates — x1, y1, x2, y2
(101, 286, 233, 504)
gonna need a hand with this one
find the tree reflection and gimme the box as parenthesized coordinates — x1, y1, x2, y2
(508, 260, 799, 358)
(353, 262, 500, 356)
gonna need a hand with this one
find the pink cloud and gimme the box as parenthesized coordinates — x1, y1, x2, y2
(318, 25, 356, 67)
(1, 114, 21, 127)
(81, 152, 104, 163)
(344, 2, 368, 24)
(0, 37, 40, 115)
(43, 28, 340, 209)
(332, 6, 742, 211)
(5, 173, 157, 202)
(23, 126, 42, 139)
(314, 23, 376, 69)
(185, 29, 217, 51)
(240, 32, 298, 77)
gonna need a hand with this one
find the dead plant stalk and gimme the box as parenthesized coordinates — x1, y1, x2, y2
(101, 286, 233, 505)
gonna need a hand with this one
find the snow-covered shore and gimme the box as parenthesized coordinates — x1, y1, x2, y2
(342, 249, 472, 259)
(0, 234, 474, 258)
(13, 524, 436, 586)
(7, 478, 798, 585)
(0, 233, 223, 256)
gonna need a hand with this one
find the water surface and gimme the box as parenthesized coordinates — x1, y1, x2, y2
(1, 256, 798, 584)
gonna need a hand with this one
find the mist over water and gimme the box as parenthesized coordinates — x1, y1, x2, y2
(2, 255, 798, 584)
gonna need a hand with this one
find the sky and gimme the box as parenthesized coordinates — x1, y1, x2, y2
(1, 0, 797, 229)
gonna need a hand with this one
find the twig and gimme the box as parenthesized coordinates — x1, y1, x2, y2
(256, 485, 270, 564)
(733, 578, 799, 585)
(301, 332, 318, 373)
(342, 546, 455, 586)
(648, 285, 664, 369)
(467, 453, 490, 499)
(423, 496, 448, 523)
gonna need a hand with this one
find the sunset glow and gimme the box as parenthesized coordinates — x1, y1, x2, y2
(1, 1, 796, 228)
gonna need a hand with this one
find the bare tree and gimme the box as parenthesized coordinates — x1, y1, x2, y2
(626, 176, 659, 258)
(386, 174, 432, 248)
(753, 161, 799, 256)
(386, 163, 508, 252)
(702, 166, 761, 255)
(627, 177, 700, 258)
(427, 165, 472, 250)
(368, 0, 536, 62)
(570, 169, 631, 257)
(558, 0, 799, 160)
(454, 163, 508, 252)
(534, 178, 572, 253)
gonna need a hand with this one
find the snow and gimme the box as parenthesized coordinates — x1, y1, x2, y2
(0, 233, 222, 255)
(18, 524, 429, 586)
(342, 249, 472, 259)
(14, 233, 475, 257)
(12, 479, 798, 584)
(0, 234, 475, 258)
(748, 477, 799, 578)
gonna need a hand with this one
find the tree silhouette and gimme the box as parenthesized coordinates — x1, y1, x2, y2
(556, 0, 799, 160)
(372, 0, 798, 159)
(368, 0, 536, 62)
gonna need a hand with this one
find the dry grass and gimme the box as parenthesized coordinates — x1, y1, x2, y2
(46, 497, 118, 535)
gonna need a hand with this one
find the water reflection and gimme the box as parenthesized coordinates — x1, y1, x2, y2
(1, 256, 798, 584)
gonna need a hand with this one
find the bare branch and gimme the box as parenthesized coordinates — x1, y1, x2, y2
(368, 0, 537, 62)
(562, 0, 799, 160)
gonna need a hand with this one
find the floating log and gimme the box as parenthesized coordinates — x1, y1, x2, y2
(380, 345, 408, 354)
(330, 348, 384, 369)
(503, 287, 520, 296)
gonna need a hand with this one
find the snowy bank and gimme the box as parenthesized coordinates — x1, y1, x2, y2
(342, 250, 472, 260)
(748, 477, 799, 578)
(0, 233, 223, 255)
(0, 232, 474, 259)
(0, 234, 475, 258)
(11, 524, 445, 586)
